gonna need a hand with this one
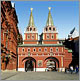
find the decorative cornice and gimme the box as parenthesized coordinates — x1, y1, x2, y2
(18, 44, 64, 47)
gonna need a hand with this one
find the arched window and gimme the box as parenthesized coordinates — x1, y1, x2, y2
(51, 34, 54, 39)
(32, 34, 34, 40)
(50, 48, 53, 52)
(22, 48, 25, 52)
(28, 48, 30, 52)
(27, 34, 30, 39)
(30, 28, 32, 31)
(34, 28, 35, 31)
(39, 48, 41, 52)
(53, 28, 55, 31)
(49, 27, 51, 30)
(33, 48, 36, 52)
(44, 48, 47, 52)
(56, 48, 59, 52)
(46, 34, 49, 39)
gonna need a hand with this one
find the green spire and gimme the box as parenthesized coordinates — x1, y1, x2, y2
(28, 8, 35, 27)
(46, 7, 54, 26)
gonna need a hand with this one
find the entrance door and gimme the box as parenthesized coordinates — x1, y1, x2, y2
(25, 60, 34, 72)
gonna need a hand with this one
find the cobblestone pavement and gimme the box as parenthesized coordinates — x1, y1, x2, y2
(1, 71, 79, 80)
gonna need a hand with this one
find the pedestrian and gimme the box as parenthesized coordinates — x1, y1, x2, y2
(65, 67, 67, 73)
(75, 65, 79, 74)
(70, 66, 73, 74)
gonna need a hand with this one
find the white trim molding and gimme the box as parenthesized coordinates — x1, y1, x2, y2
(36, 68, 46, 71)
(18, 68, 25, 72)
(18, 68, 65, 72)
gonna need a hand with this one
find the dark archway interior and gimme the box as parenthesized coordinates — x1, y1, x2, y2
(25, 60, 34, 71)
(22, 57, 36, 72)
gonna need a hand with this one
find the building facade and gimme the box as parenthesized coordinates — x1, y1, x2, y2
(1, 1, 22, 71)
(64, 28, 79, 68)
(18, 7, 72, 72)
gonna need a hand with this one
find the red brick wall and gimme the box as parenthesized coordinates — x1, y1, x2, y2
(1, 1, 19, 70)
(18, 46, 72, 69)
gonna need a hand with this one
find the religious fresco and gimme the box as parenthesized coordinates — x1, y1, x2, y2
(38, 60, 43, 67)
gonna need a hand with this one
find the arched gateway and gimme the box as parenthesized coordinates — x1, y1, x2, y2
(44, 57, 59, 71)
(22, 57, 36, 72)
(18, 7, 72, 72)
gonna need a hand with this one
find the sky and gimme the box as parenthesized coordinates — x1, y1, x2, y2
(11, 1, 79, 39)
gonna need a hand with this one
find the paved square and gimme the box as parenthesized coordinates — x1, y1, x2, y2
(1, 71, 79, 80)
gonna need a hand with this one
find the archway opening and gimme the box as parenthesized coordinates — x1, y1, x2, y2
(45, 57, 59, 71)
(25, 60, 34, 71)
(22, 57, 36, 72)
(46, 60, 56, 71)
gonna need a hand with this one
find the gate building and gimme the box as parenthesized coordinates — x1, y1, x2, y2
(18, 7, 72, 72)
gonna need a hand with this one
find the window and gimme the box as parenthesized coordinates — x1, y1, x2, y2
(59, 41, 61, 44)
(22, 48, 25, 52)
(44, 48, 47, 52)
(46, 34, 49, 39)
(32, 34, 34, 39)
(56, 48, 58, 52)
(49, 27, 51, 30)
(50, 48, 53, 52)
(53, 28, 55, 31)
(27, 35, 30, 39)
(34, 28, 35, 31)
(28, 48, 30, 52)
(51, 34, 54, 39)
(30, 28, 32, 31)
(39, 48, 41, 52)
(33, 48, 36, 52)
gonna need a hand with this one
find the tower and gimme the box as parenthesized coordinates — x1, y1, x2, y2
(41, 7, 58, 44)
(23, 8, 38, 44)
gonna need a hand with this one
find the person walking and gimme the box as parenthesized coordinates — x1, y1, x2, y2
(75, 65, 79, 74)
(70, 66, 73, 74)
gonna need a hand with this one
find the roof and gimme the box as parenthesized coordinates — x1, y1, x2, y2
(18, 44, 64, 47)
(68, 49, 72, 53)
(28, 8, 35, 27)
(68, 27, 79, 38)
(65, 47, 72, 53)
(46, 7, 54, 26)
